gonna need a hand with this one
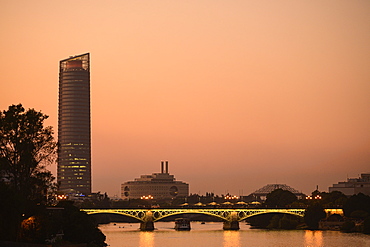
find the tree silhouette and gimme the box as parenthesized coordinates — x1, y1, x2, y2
(0, 104, 106, 245)
(0, 104, 57, 202)
(265, 189, 297, 208)
(304, 203, 326, 229)
(0, 104, 56, 241)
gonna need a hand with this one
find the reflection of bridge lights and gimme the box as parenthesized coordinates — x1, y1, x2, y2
(139, 231, 154, 247)
(141, 195, 154, 200)
(223, 229, 241, 247)
(224, 195, 239, 200)
(304, 230, 323, 246)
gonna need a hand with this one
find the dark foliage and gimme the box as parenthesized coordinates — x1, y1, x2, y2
(320, 191, 347, 208)
(343, 193, 370, 217)
(340, 220, 356, 233)
(267, 215, 281, 229)
(363, 217, 370, 234)
(0, 104, 57, 242)
(0, 182, 25, 241)
(0, 104, 106, 245)
(304, 203, 326, 229)
(0, 104, 57, 202)
(57, 201, 106, 246)
(265, 189, 297, 208)
(279, 214, 300, 229)
(246, 214, 275, 228)
(248, 213, 301, 230)
(16, 201, 106, 246)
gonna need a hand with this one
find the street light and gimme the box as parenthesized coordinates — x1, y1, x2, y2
(140, 195, 154, 208)
(57, 194, 67, 200)
(224, 195, 239, 200)
(306, 195, 322, 200)
(141, 195, 154, 200)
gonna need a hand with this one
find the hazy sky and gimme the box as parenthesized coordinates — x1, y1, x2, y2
(1, 0, 369, 197)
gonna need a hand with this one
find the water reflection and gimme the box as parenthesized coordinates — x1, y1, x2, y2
(304, 230, 323, 247)
(139, 231, 154, 247)
(223, 230, 241, 247)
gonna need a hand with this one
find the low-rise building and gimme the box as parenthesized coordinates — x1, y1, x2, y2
(121, 161, 189, 200)
(329, 173, 370, 196)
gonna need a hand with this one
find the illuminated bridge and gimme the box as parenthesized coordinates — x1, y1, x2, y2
(82, 208, 343, 230)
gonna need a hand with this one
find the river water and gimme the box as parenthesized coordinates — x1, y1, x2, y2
(99, 222, 370, 247)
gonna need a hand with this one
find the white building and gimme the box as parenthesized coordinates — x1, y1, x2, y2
(329, 173, 370, 196)
(121, 161, 189, 199)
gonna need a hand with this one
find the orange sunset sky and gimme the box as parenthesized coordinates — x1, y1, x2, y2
(1, 0, 369, 197)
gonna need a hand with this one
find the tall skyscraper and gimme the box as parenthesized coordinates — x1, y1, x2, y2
(58, 53, 91, 195)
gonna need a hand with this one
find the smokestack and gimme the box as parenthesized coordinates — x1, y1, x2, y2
(165, 161, 169, 174)
(161, 161, 164, 174)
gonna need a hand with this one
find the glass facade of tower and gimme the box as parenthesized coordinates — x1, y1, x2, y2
(58, 53, 91, 195)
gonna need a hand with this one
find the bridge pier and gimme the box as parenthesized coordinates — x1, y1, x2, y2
(139, 211, 155, 231)
(223, 220, 240, 230)
(140, 221, 155, 231)
(223, 211, 240, 230)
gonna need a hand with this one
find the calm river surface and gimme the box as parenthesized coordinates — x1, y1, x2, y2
(99, 222, 370, 247)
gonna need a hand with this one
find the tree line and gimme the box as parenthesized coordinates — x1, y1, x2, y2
(247, 188, 370, 233)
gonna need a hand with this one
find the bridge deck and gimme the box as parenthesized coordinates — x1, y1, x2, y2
(82, 208, 343, 222)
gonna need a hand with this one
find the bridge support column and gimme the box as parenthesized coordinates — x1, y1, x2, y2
(223, 220, 239, 230)
(223, 211, 240, 230)
(140, 221, 154, 231)
(140, 211, 155, 231)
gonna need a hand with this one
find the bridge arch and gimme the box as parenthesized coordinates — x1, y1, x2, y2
(83, 209, 148, 222)
(150, 209, 231, 222)
(82, 208, 306, 222)
(236, 209, 305, 222)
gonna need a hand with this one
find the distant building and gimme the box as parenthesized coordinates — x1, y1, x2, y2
(57, 53, 92, 195)
(329, 173, 370, 196)
(249, 184, 304, 201)
(121, 161, 189, 199)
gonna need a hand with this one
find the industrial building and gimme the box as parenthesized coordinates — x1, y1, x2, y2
(121, 161, 189, 199)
